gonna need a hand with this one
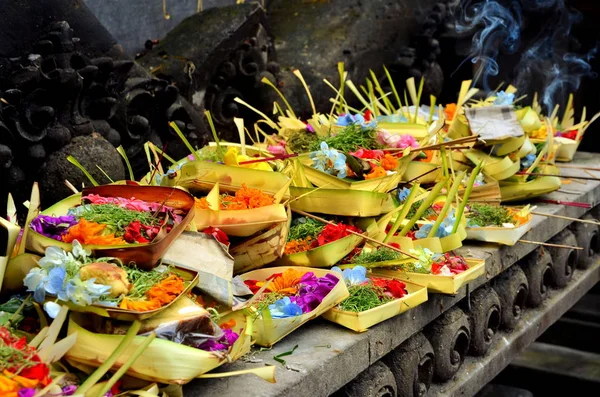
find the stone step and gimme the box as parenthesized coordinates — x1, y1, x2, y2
(537, 316, 600, 354)
(475, 384, 533, 397)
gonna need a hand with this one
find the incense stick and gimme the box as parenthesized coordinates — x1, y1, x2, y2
(519, 240, 583, 250)
(532, 211, 600, 226)
(389, 166, 440, 191)
(536, 199, 591, 208)
(558, 164, 600, 172)
(291, 209, 419, 260)
(64, 180, 79, 194)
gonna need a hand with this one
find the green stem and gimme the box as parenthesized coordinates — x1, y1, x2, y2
(67, 155, 98, 186)
(452, 161, 483, 234)
(94, 332, 156, 397)
(77, 321, 141, 394)
(427, 171, 465, 238)
(169, 121, 197, 158)
(383, 183, 420, 243)
(204, 110, 222, 154)
(399, 178, 447, 236)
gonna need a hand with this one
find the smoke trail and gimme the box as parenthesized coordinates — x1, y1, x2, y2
(455, 0, 522, 91)
(455, 0, 597, 114)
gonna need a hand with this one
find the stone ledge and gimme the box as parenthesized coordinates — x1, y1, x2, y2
(186, 152, 600, 397)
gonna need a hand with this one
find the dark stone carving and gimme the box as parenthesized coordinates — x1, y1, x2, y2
(0, 8, 204, 209)
(137, 3, 280, 142)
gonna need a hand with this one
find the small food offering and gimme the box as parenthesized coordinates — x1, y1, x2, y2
(466, 204, 533, 245)
(24, 241, 197, 318)
(240, 267, 349, 346)
(26, 185, 195, 268)
(322, 266, 428, 332)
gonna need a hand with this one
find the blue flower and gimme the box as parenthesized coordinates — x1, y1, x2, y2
(24, 268, 49, 303)
(45, 267, 68, 301)
(268, 297, 303, 318)
(520, 153, 536, 169)
(397, 187, 411, 203)
(65, 278, 111, 306)
(416, 210, 456, 239)
(331, 266, 367, 286)
(336, 113, 377, 128)
(493, 91, 515, 106)
(309, 142, 347, 179)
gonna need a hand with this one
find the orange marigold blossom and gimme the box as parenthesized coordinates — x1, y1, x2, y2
(365, 166, 387, 180)
(195, 184, 274, 210)
(255, 268, 303, 295)
(120, 274, 185, 312)
(381, 154, 398, 171)
(62, 218, 126, 245)
(284, 236, 314, 255)
(444, 103, 457, 121)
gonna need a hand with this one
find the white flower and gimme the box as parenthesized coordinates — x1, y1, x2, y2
(43, 301, 62, 319)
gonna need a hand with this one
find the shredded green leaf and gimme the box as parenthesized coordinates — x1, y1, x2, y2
(288, 218, 325, 242)
(74, 204, 160, 234)
(273, 344, 299, 366)
(309, 124, 383, 153)
(338, 285, 393, 312)
(351, 248, 401, 264)
(124, 265, 171, 299)
(287, 130, 320, 153)
(468, 204, 513, 227)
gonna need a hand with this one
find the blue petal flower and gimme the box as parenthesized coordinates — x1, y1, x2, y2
(332, 266, 368, 286)
(493, 91, 515, 106)
(269, 297, 303, 318)
(397, 187, 411, 202)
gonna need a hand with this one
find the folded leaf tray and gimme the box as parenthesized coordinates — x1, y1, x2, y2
(240, 267, 349, 347)
(302, 164, 403, 193)
(555, 137, 578, 162)
(231, 207, 292, 274)
(322, 279, 428, 332)
(58, 265, 198, 321)
(289, 186, 396, 217)
(26, 185, 195, 270)
(374, 258, 486, 295)
(466, 213, 533, 246)
(66, 309, 251, 384)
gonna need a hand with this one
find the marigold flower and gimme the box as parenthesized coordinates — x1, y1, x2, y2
(381, 154, 398, 171)
(365, 166, 387, 180)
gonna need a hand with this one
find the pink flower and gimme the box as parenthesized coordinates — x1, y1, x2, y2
(377, 130, 419, 149)
(267, 144, 287, 156)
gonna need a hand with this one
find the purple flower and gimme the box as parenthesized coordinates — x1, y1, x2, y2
(291, 272, 339, 313)
(60, 385, 77, 396)
(306, 124, 315, 133)
(18, 389, 36, 397)
(30, 215, 77, 241)
(197, 328, 240, 352)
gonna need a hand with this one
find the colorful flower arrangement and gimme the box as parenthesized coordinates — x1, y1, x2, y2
(23, 241, 186, 313)
(244, 269, 340, 318)
(30, 194, 184, 246)
(284, 217, 362, 255)
(398, 248, 469, 276)
(0, 327, 50, 397)
(331, 266, 407, 312)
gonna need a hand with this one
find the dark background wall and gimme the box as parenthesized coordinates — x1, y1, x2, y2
(83, 0, 237, 55)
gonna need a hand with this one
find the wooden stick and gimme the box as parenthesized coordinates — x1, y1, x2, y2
(389, 167, 440, 191)
(386, 135, 479, 152)
(536, 199, 590, 208)
(558, 164, 600, 172)
(519, 239, 583, 250)
(292, 209, 419, 260)
(518, 172, 600, 181)
(532, 211, 600, 226)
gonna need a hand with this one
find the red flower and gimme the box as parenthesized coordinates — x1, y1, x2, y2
(364, 110, 372, 122)
(244, 280, 261, 294)
(20, 361, 50, 382)
(431, 254, 469, 275)
(316, 223, 362, 246)
(389, 242, 401, 249)
(371, 277, 407, 298)
(203, 227, 230, 246)
(123, 221, 150, 243)
(560, 130, 578, 140)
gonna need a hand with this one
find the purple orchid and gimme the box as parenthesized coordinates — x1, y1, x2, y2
(197, 328, 239, 352)
(291, 272, 339, 313)
(30, 215, 77, 241)
(18, 389, 36, 397)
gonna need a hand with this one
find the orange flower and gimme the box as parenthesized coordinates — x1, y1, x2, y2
(62, 219, 126, 245)
(220, 319, 237, 329)
(120, 274, 185, 312)
(381, 154, 398, 171)
(365, 166, 387, 180)
(284, 237, 314, 255)
(417, 150, 434, 163)
(257, 268, 303, 295)
(444, 103, 457, 121)
(195, 184, 274, 211)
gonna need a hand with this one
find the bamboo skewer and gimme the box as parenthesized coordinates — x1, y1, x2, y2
(292, 208, 420, 260)
(518, 240, 583, 250)
(518, 172, 600, 182)
(531, 211, 600, 226)
(386, 135, 479, 153)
